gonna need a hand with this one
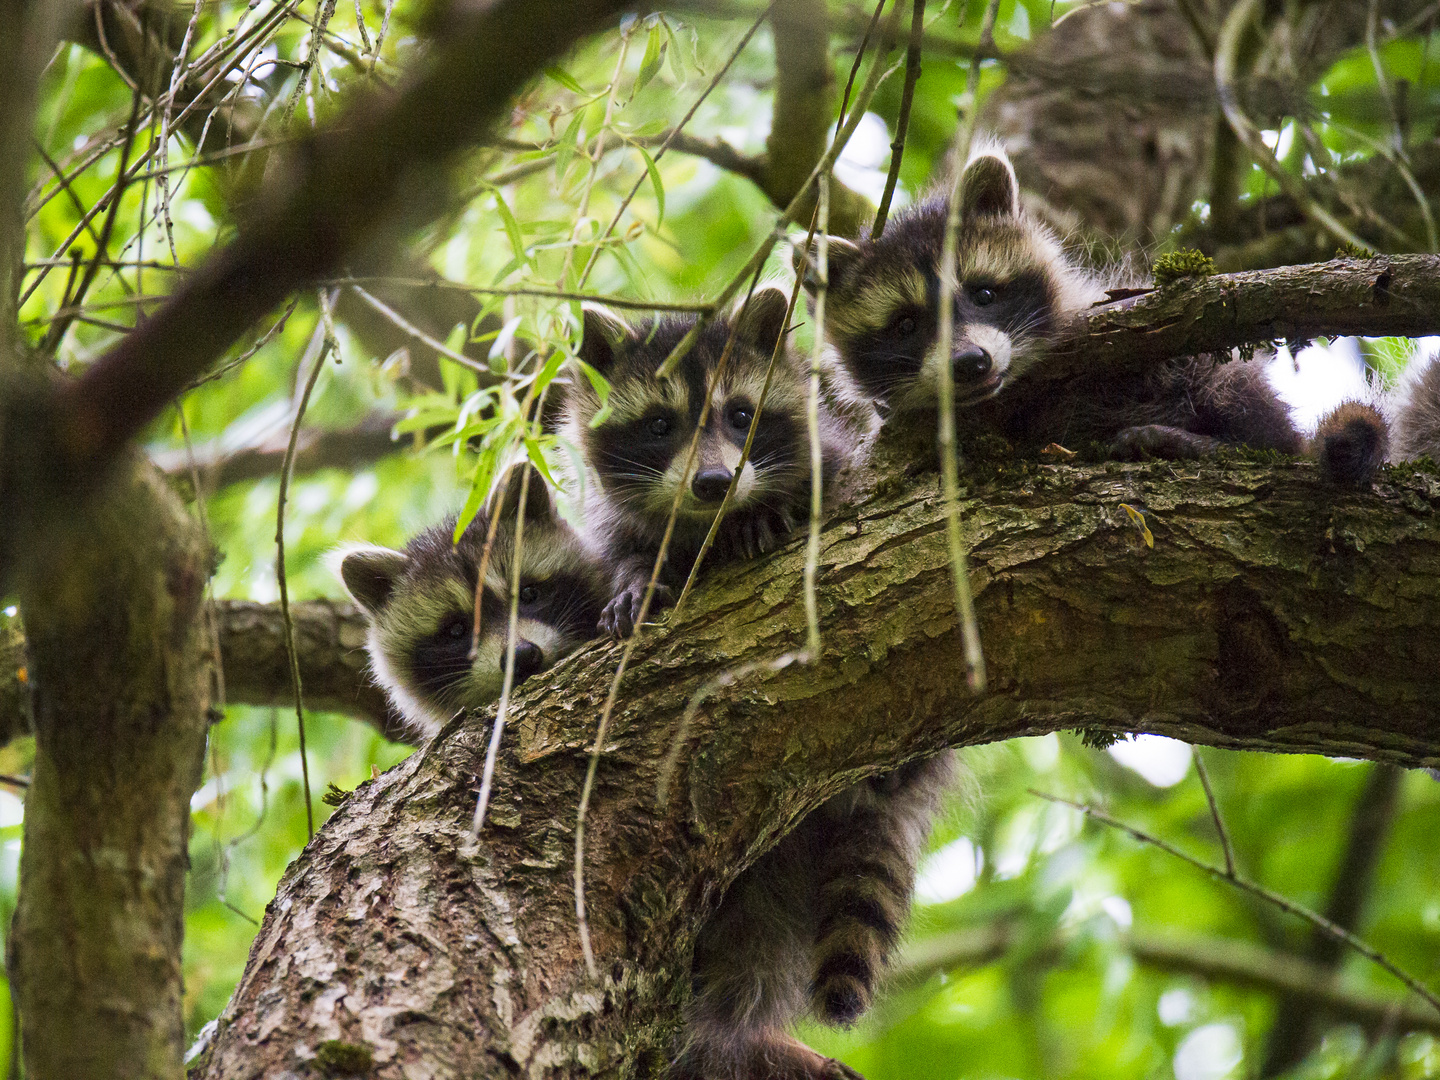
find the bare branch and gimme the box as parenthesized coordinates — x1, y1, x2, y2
(33, 0, 631, 484)
(893, 924, 1440, 1038)
(1044, 255, 1440, 382)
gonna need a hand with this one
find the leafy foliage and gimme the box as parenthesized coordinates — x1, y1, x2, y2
(10, 0, 1440, 1075)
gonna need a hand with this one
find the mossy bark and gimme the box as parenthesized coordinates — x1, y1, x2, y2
(193, 453, 1440, 1079)
(13, 458, 214, 1080)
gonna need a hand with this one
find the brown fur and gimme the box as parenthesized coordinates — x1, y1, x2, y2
(678, 756, 954, 1080)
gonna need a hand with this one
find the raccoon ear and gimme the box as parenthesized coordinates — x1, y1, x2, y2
(794, 237, 863, 296)
(579, 304, 632, 374)
(959, 149, 1019, 222)
(487, 463, 556, 525)
(339, 546, 409, 616)
(733, 287, 791, 354)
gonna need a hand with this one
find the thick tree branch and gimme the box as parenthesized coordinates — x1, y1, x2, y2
(14, 457, 213, 1079)
(894, 924, 1440, 1038)
(194, 451, 1440, 1078)
(0, 598, 403, 745)
(765, 0, 875, 236)
(1044, 255, 1440, 382)
(151, 410, 406, 491)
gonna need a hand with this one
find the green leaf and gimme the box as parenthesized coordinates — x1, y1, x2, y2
(524, 437, 559, 489)
(554, 109, 584, 181)
(544, 65, 587, 95)
(489, 316, 523, 363)
(636, 25, 665, 94)
(636, 144, 665, 228)
(491, 190, 530, 266)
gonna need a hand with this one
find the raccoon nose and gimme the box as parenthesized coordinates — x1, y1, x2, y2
(510, 640, 545, 683)
(952, 345, 993, 383)
(691, 468, 733, 503)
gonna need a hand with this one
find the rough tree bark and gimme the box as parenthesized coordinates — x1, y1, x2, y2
(12, 457, 214, 1079)
(190, 445, 1440, 1078)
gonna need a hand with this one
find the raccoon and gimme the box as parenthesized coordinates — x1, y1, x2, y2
(805, 140, 1387, 485)
(677, 755, 956, 1080)
(1390, 350, 1440, 462)
(337, 465, 608, 739)
(559, 286, 849, 638)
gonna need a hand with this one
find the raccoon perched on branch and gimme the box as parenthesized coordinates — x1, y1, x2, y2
(336, 465, 608, 739)
(558, 287, 849, 638)
(804, 140, 1388, 486)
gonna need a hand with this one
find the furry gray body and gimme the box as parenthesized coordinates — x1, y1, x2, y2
(336, 467, 608, 738)
(811, 142, 1387, 484)
(678, 756, 956, 1080)
(559, 289, 850, 637)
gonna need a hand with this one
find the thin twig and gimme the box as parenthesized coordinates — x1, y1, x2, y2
(1214, 0, 1372, 253)
(653, 24, 902, 380)
(330, 277, 715, 312)
(1193, 751, 1234, 878)
(802, 174, 830, 655)
(349, 283, 496, 375)
(871, 0, 925, 238)
(276, 301, 336, 840)
(1033, 790, 1440, 1017)
(656, 652, 804, 807)
(36, 86, 144, 348)
(184, 298, 301, 392)
(574, 263, 768, 978)
(471, 464, 533, 835)
(931, 0, 998, 694)
(576, 3, 776, 289)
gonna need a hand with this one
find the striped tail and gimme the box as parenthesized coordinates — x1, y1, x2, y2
(809, 755, 955, 1025)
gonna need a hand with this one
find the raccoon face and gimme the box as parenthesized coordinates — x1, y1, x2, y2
(338, 467, 606, 738)
(807, 143, 1094, 415)
(562, 288, 808, 541)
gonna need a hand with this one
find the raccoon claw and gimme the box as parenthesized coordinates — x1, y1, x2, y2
(599, 583, 675, 638)
(1111, 425, 1222, 461)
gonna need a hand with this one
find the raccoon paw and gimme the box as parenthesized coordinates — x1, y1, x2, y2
(1111, 425, 1222, 461)
(599, 583, 674, 638)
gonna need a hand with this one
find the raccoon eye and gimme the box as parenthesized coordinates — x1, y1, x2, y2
(970, 285, 997, 307)
(518, 584, 540, 604)
(729, 406, 754, 431)
(441, 615, 470, 640)
(892, 316, 917, 337)
(646, 415, 672, 438)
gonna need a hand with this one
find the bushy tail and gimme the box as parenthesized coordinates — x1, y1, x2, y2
(1391, 351, 1440, 462)
(809, 756, 954, 1025)
(1312, 400, 1389, 486)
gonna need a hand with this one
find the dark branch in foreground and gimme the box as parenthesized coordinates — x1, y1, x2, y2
(15, 0, 629, 509)
(194, 452, 1440, 1078)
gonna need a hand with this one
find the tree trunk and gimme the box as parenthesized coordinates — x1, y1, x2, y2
(13, 457, 214, 1079)
(191, 449, 1440, 1078)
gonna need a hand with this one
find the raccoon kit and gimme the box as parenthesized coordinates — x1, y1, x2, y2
(338, 466, 608, 739)
(807, 141, 1388, 486)
(558, 286, 850, 637)
(677, 756, 955, 1080)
